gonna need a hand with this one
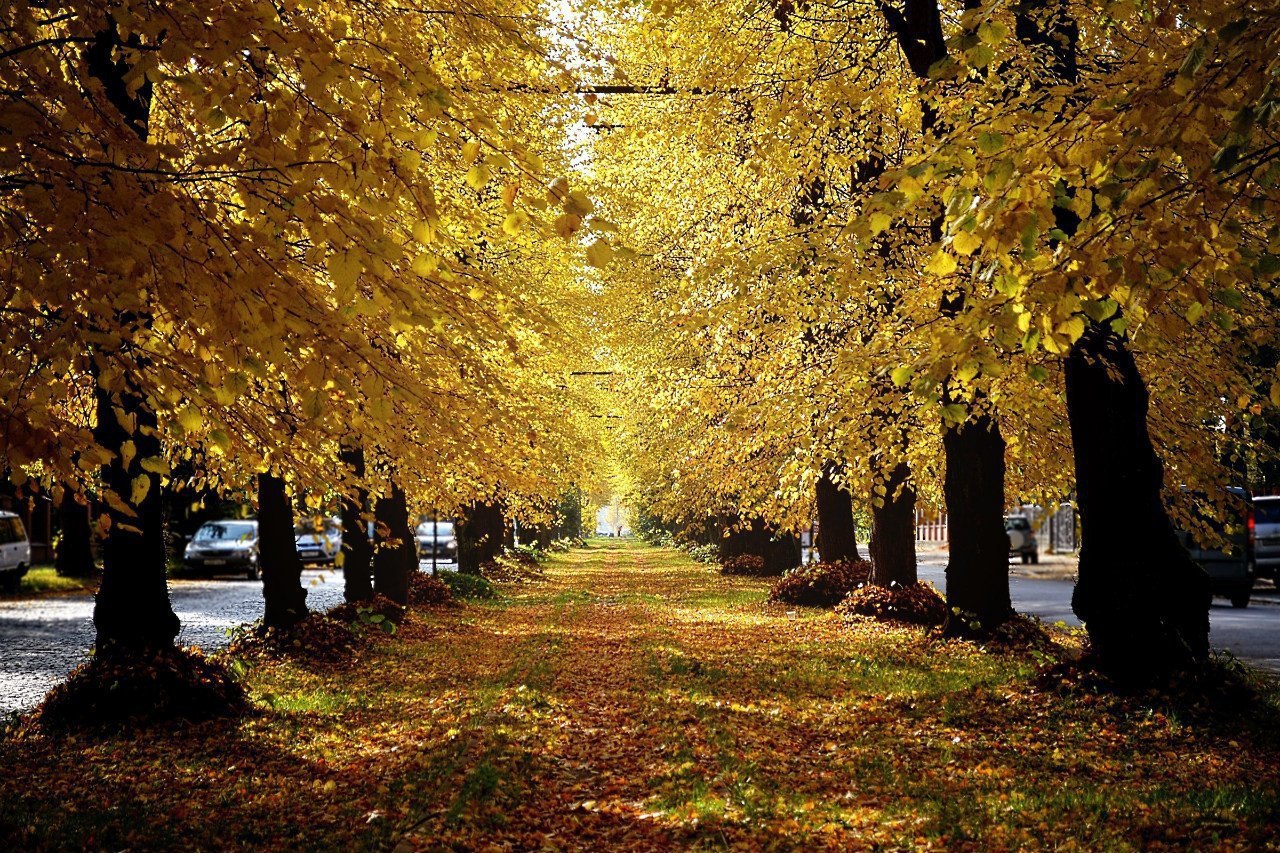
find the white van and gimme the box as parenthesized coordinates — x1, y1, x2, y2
(0, 511, 31, 593)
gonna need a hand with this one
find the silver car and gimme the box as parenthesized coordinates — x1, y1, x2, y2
(416, 520, 458, 562)
(0, 511, 30, 593)
(295, 517, 342, 565)
(1256, 496, 1280, 581)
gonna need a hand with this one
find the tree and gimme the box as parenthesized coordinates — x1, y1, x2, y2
(54, 490, 96, 578)
(373, 481, 414, 606)
(815, 462, 860, 562)
(257, 472, 308, 628)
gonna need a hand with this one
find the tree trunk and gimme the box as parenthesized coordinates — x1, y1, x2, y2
(86, 14, 178, 655)
(942, 415, 1012, 635)
(373, 481, 413, 604)
(1066, 320, 1209, 679)
(92, 379, 179, 653)
(869, 461, 918, 587)
(339, 444, 373, 602)
(457, 501, 505, 574)
(815, 461, 860, 562)
(720, 517, 801, 574)
(257, 472, 307, 628)
(55, 489, 96, 577)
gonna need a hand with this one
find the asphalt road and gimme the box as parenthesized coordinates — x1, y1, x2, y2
(917, 554, 1280, 673)
(0, 561, 455, 714)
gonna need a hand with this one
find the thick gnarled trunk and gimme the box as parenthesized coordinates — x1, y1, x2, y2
(257, 472, 307, 628)
(869, 461, 917, 587)
(1066, 321, 1209, 679)
(815, 462, 860, 563)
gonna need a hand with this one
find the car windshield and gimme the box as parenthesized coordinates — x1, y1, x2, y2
(416, 521, 455, 537)
(194, 521, 256, 542)
(1257, 499, 1280, 526)
(1004, 517, 1031, 531)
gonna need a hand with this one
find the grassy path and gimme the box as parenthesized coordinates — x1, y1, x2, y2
(2, 540, 1279, 850)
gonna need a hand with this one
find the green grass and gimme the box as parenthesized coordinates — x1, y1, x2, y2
(13, 566, 96, 596)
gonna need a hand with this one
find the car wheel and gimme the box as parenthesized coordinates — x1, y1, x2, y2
(1030, 552, 1039, 565)
(0, 572, 19, 594)
(1021, 553, 1030, 565)
(1229, 589, 1250, 609)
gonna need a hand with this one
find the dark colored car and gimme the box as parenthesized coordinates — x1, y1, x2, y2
(183, 519, 260, 579)
(1005, 515, 1039, 564)
(1174, 487, 1255, 608)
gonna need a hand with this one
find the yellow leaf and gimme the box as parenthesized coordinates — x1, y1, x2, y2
(586, 238, 614, 269)
(925, 251, 958, 276)
(140, 456, 170, 475)
(411, 221, 433, 244)
(952, 230, 982, 256)
(130, 473, 151, 507)
(177, 406, 203, 432)
(1057, 316, 1085, 342)
(868, 212, 893, 235)
(120, 440, 137, 471)
(502, 211, 528, 236)
(564, 189, 594, 217)
(461, 140, 481, 165)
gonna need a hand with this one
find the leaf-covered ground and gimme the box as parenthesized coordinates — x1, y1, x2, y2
(3, 540, 1279, 850)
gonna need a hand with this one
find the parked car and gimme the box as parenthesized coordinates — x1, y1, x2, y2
(0, 511, 30, 593)
(1174, 486, 1255, 608)
(1005, 515, 1039, 564)
(1255, 495, 1280, 581)
(183, 519, 260, 579)
(415, 520, 457, 562)
(295, 516, 342, 565)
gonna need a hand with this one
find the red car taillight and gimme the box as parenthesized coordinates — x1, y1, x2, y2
(1248, 509, 1256, 550)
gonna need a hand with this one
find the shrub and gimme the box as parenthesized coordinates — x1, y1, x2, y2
(443, 571, 499, 600)
(35, 646, 247, 732)
(719, 554, 768, 576)
(408, 571, 455, 607)
(769, 560, 871, 607)
(837, 581, 947, 626)
(686, 543, 719, 564)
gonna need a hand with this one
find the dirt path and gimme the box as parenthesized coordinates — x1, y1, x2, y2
(3, 540, 1278, 851)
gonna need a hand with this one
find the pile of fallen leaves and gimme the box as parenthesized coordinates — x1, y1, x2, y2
(408, 572, 455, 607)
(719, 554, 768, 576)
(328, 594, 406, 627)
(34, 646, 247, 731)
(768, 560, 871, 607)
(228, 613, 363, 663)
(837, 581, 947, 626)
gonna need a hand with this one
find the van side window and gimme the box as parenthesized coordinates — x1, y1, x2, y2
(0, 520, 12, 545)
(9, 518, 25, 541)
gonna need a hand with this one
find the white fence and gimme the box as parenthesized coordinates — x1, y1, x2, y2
(914, 503, 1079, 553)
